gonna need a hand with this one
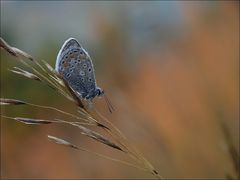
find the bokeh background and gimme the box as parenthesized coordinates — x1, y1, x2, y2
(1, 1, 239, 179)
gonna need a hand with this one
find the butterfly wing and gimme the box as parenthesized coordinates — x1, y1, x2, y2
(55, 38, 81, 72)
(55, 38, 98, 99)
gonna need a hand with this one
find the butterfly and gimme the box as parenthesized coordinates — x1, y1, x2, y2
(55, 38, 114, 112)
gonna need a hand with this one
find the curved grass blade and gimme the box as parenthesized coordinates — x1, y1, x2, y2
(41, 59, 55, 73)
(0, 37, 33, 61)
(9, 67, 41, 81)
(11, 47, 33, 61)
(0, 98, 26, 105)
(48, 135, 79, 149)
(14, 117, 53, 125)
(0, 37, 17, 57)
(71, 123, 123, 152)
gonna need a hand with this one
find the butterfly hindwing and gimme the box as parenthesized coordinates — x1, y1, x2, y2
(55, 38, 98, 99)
(77, 56, 97, 91)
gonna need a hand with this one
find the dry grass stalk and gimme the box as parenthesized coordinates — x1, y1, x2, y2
(0, 98, 26, 105)
(0, 37, 17, 57)
(0, 37, 162, 179)
(0, 37, 33, 61)
(47, 135, 150, 172)
(48, 135, 79, 149)
(11, 47, 33, 61)
(9, 67, 41, 81)
(72, 123, 123, 152)
(14, 117, 53, 124)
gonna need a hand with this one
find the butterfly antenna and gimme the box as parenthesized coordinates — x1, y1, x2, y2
(104, 94, 115, 113)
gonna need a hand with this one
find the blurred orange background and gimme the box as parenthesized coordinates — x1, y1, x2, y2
(1, 1, 239, 179)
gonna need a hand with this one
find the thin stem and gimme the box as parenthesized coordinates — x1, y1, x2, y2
(77, 108, 143, 164)
(25, 102, 95, 124)
(78, 108, 102, 125)
(93, 108, 162, 179)
(74, 145, 149, 172)
(55, 118, 95, 127)
(104, 128, 143, 164)
(94, 108, 126, 139)
(0, 115, 15, 120)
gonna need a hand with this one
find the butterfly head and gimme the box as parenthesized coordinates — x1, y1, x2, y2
(96, 87, 104, 97)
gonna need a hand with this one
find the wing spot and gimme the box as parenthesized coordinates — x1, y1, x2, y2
(66, 73, 71, 78)
(79, 71, 85, 76)
(83, 63, 87, 68)
(88, 68, 92, 72)
(88, 78, 92, 82)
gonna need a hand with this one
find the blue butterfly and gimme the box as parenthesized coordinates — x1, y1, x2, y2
(55, 38, 114, 112)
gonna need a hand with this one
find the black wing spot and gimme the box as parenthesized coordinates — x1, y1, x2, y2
(70, 68, 73, 72)
(88, 78, 92, 82)
(81, 78, 84, 82)
(66, 73, 71, 78)
(88, 68, 92, 72)
(61, 60, 65, 64)
(83, 63, 87, 68)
